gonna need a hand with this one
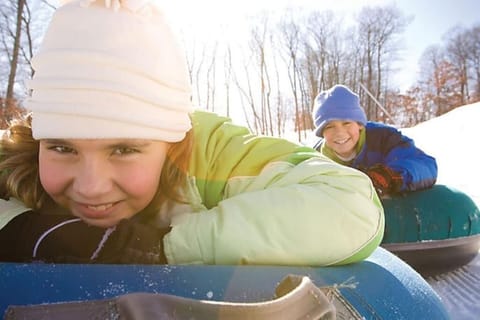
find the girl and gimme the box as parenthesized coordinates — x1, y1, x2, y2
(0, 0, 383, 266)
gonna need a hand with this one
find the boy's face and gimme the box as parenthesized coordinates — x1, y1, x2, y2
(38, 138, 170, 228)
(322, 120, 363, 159)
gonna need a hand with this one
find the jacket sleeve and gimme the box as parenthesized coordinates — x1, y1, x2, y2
(369, 125, 438, 192)
(0, 197, 32, 230)
(163, 111, 384, 266)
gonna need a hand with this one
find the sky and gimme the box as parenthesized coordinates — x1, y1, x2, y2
(162, 0, 480, 91)
(394, 0, 480, 89)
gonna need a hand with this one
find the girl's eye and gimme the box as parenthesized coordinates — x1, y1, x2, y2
(112, 147, 139, 155)
(48, 145, 75, 154)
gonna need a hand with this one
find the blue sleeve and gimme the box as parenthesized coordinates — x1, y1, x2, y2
(360, 123, 437, 192)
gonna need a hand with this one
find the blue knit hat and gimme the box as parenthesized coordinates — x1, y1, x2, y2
(313, 84, 367, 137)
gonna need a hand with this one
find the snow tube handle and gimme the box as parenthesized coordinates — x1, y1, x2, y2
(4, 274, 336, 319)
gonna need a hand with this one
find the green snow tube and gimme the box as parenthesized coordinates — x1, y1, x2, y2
(381, 184, 480, 276)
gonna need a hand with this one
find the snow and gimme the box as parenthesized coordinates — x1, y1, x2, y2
(401, 102, 480, 208)
(427, 260, 480, 320)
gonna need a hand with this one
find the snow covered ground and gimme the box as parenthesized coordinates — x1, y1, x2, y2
(402, 102, 480, 320)
(402, 102, 480, 208)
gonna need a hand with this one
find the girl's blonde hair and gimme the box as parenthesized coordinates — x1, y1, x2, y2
(0, 114, 193, 213)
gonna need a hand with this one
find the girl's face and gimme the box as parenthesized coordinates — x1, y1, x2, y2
(39, 138, 170, 228)
(322, 120, 362, 159)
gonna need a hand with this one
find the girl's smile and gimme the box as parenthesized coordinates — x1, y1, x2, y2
(38, 138, 170, 227)
(72, 201, 119, 220)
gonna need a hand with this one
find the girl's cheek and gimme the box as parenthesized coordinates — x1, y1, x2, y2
(39, 162, 67, 195)
(122, 168, 160, 198)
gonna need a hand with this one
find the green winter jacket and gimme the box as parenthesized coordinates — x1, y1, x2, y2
(0, 110, 384, 266)
(163, 111, 384, 265)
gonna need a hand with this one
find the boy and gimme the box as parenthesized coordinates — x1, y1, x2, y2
(312, 84, 437, 197)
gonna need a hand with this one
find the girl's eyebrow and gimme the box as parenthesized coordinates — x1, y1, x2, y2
(42, 139, 70, 145)
(106, 140, 151, 148)
(41, 139, 153, 150)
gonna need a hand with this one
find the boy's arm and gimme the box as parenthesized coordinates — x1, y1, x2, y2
(359, 124, 437, 194)
(380, 126, 438, 192)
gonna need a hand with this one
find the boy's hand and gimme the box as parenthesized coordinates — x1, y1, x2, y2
(366, 164, 403, 196)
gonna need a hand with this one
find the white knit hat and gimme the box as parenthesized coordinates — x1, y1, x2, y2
(25, 0, 194, 142)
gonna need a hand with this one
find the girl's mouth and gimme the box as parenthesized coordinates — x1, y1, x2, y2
(74, 201, 119, 220)
(87, 203, 114, 211)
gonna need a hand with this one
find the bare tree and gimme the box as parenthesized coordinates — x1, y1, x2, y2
(235, 13, 276, 135)
(445, 26, 471, 105)
(223, 45, 233, 117)
(277, 10, 303, 141)
(419, 45, 463, 116)
(467, 25, 480, 100)
(234, 61, 260, 133)
(1, 0, 54, 105)
(304, 10, 340, 92)
(298, 10, 348, 136)
(204, 42, 218, 112)
(193, 45, 207, 108)
(356, 5, 410, 120)
(4, 0, 26, 101)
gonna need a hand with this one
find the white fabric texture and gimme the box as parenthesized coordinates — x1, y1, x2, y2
(25, 0, 193, 142)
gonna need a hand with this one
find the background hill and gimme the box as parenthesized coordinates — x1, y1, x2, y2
(402, 102, 480, 206)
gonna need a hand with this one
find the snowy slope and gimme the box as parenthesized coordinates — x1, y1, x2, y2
(401, 102, 480, 207)
(402, 102, 480, 320)
(428, 262, 480, 320)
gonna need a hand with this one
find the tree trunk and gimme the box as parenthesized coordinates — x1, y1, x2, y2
(6, 0, 26, 100)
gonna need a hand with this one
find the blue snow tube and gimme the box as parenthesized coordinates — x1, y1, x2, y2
(0, 247, 450, 319)
(381, 184, 480, 276)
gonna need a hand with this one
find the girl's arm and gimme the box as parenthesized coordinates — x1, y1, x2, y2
(163, 111, 385, 266)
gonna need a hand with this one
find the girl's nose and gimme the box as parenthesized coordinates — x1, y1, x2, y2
(71, 158, 112, 199)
